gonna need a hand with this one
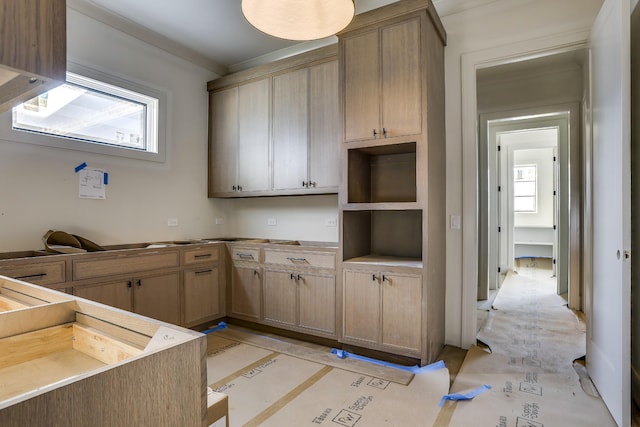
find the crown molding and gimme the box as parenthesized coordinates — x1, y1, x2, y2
(67, 0, 228, 76)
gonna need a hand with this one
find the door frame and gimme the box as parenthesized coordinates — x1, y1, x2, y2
(459, 35, 588, 349)
(479, 109, 575, 303)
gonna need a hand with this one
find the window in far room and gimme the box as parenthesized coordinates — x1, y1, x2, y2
(513, 164, 537, 213)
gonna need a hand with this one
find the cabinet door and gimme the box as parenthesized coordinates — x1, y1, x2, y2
(343, 270, 380, 344)
(238, 78, 270, 192)
(183, 267, 220, 326)
(134, 272, 181, 325)
(342, 29, 380, 142)
(380, 18, 422, 139)
(273, 68, 309, 191)
(263, 270, 297, 327)
(381, 273, 422, 352)
(210, 87, 238, 194)
(309, 61, 340, 190)
(298, 272, 335, 334)
(230, 265, 261, 320)
(74, 280, 133, 312)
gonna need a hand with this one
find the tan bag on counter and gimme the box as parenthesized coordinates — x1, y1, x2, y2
(43, 230, 105, 253)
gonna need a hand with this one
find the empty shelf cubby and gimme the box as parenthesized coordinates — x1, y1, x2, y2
(347, 142, 417, 203)
(342, 209, 422, 264)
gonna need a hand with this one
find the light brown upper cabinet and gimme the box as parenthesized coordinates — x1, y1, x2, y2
(0, 0, 66, 114)
(273, 60, 340, 192)
(208, 45, 338, 198)
(342, 17, 422, 142)
(209, 78, 270, 196)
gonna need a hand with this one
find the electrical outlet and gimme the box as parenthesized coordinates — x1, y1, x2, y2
(325, 218, 337, 227)
(215, 218, 224, 225)
(167, 218, 179, 227)
(267, 218, 277, 226)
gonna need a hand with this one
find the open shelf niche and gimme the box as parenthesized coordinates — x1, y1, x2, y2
(342, 209, 422, 268)
(347, 142, 417, 204)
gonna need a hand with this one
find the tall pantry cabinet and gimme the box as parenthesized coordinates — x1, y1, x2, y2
(338, 0, 446, 365)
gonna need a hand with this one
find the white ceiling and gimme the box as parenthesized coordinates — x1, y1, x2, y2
(68, 0, 499, 75)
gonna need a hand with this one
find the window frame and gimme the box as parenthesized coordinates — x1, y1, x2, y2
(0, 62, 167, 162)
(513, 164, 537, 213)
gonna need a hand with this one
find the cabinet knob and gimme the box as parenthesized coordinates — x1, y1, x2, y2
(253, 270, 259, 276)
(372, 274, 377, 281)
(382, 127, 387, 137)
(309, 181, 316, 188)
(238, 185, 243, 191)
(232, 185, 236, 191)
(372, 129, 378, 137)
(136, 279, 142, 287)
(127, 281, 132, 288)
(302, 181, 308, 188)
(382, 275, 388, 282)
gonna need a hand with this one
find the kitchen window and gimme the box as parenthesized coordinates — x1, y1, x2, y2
(5, 64, 166, 162)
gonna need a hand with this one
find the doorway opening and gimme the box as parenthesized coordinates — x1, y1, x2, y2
(478, 109, 579, 312)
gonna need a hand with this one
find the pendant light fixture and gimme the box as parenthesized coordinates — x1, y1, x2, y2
(241, 0, 355, 41)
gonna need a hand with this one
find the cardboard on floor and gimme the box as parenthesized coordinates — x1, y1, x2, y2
(206, 330, 449, 426)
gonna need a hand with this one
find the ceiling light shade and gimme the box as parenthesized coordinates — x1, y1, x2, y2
(241, 0, 355, 41)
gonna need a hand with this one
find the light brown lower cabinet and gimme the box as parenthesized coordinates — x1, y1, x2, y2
(74, 272, 181, 325)
(263, 269, 336, 336)
(343, 268, 422, 355)
(230, 264, 262, 320)
(73, 279, 132, 312)
(183, 266, 221, 327)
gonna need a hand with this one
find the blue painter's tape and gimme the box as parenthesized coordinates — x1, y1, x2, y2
(439, 384, 492, 407)
(74, 162, 87, 173)
(201, 321, 227, 335)
(103, 172, 109, 185)
(331, 348, 446, 374)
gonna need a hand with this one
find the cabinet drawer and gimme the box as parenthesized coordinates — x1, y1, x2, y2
(183, 246, 219, 265)
(0, 261, 66, 286)
(230, 247, 261, 263)
(264, 249, 335, 270)
(73, 251, 180, 281)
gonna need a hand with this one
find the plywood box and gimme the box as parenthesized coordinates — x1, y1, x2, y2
(0, 275, 208, 426)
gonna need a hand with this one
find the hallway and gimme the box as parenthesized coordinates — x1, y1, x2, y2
(448, 262, 616, 425)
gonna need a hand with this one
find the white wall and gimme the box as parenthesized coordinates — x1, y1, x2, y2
(512, 147, 555, 228)
(229, 195, 339, 243)
(0, 9, 228, 252)
(441, 0, 603, 347)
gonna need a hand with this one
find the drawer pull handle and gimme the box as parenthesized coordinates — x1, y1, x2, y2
(194, 254, 212, 259)
(286, 257, 308, 264)
(15, 273, 47, 281)
(195, 269, 213, 275)
(237, 253, 254, 260)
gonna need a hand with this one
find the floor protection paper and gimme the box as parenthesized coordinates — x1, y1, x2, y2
(206, 332, 449, 426)
(449, 266, 616, 426)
